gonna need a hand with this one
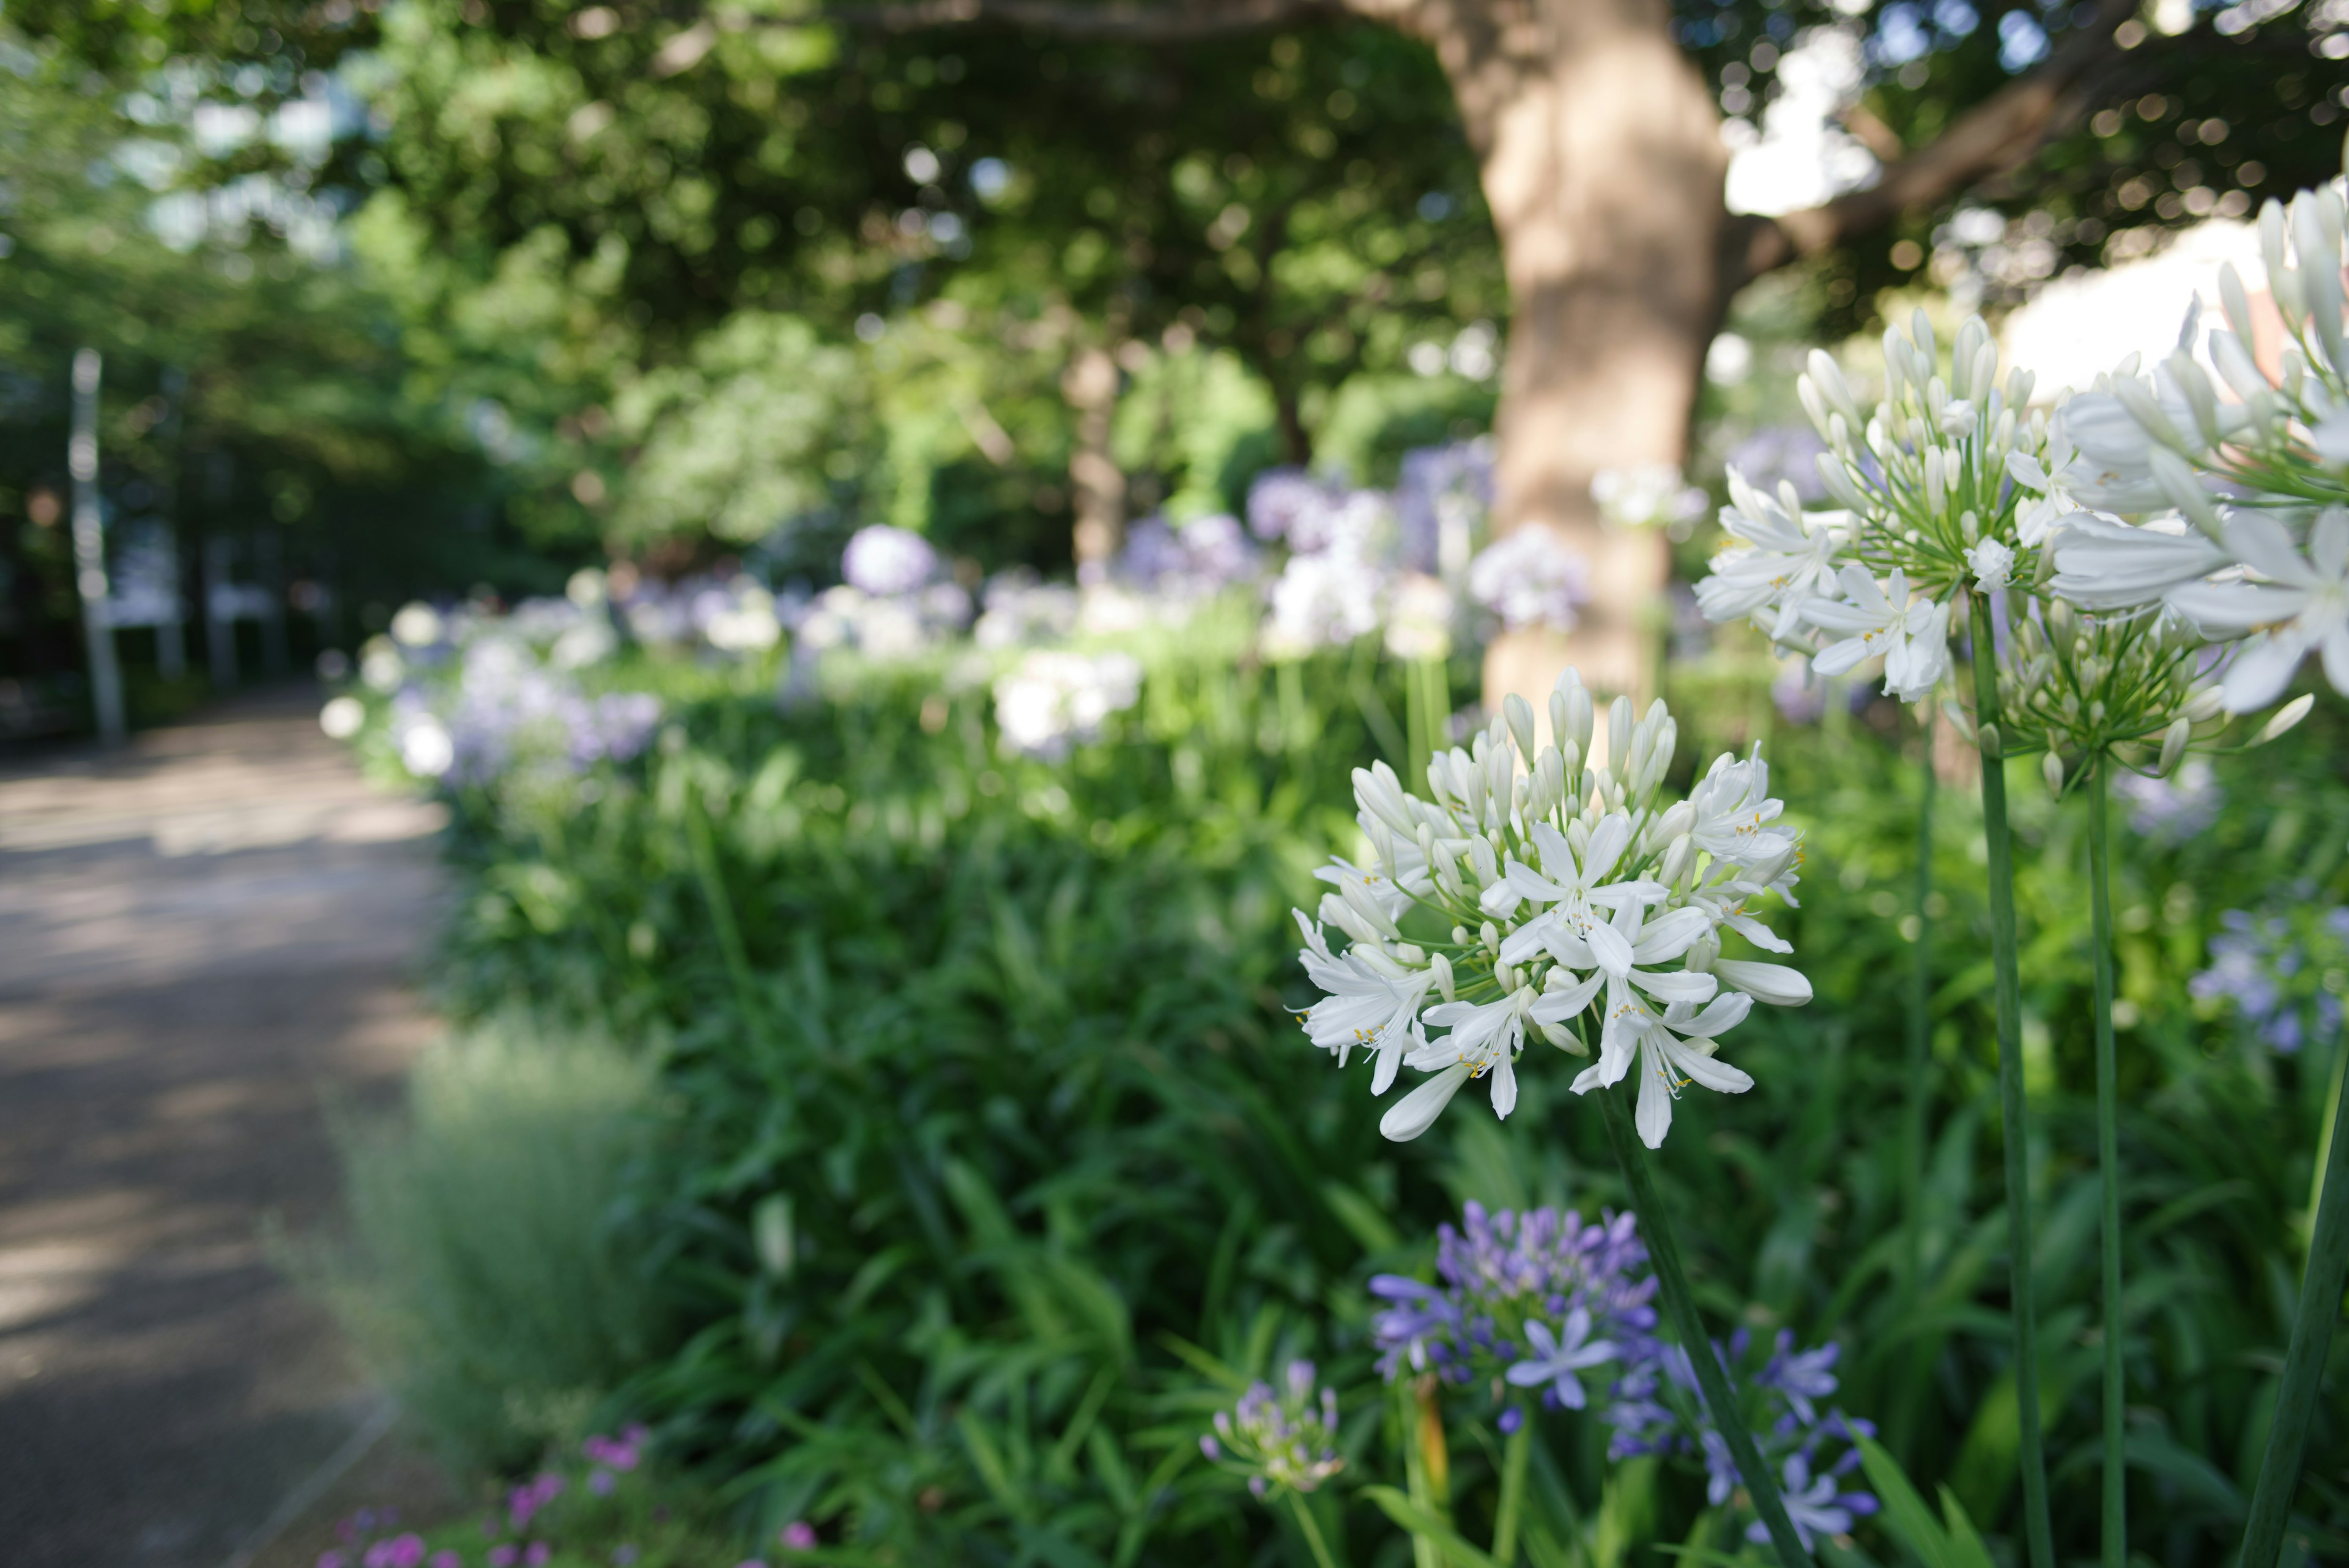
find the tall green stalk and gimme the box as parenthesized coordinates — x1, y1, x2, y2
(1904, 713, 1938, 1303)
(2240, 1034, 2349, 1568)
(2086, 761, 2125, 1568)
(1288, 1493, 1342, 1568)
(1491, 1416, 1531, 1565)
(1966, 594, 2056, 1568)
(1595, 1088, 1809, 1568)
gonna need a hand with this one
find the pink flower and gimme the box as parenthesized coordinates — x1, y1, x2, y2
(488, 1548, 518, 1568)
(429, 1554, 462, 1568)
(524, 1545, 551, 1567)
(365, 1537, 426, 1568)
(780, 1521, 818, 1550)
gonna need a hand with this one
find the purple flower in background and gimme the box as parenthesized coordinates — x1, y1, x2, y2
(429, 1555, 461, 1568)
(1723, 426, 1829, 503)
(362, 1536, 426, 1568)
(1246, 467, 1338, 543)
(841, 524, 939, 596)
(1504, 1307, 1619, 1410)
(2192, 890, 2349, 1054)
(1467, 527, 1588, 634)
(2110, 758, 2223, 841)
(779, 1521, 818, 1550)
(1754, 1330, 1841, 1423)
(1116, 513, 1261, 598)
(1771, 661, 1827, 725)
(1393, 440, 1494, 574)
(488, 1548, 518, 1568)
(523, 1545, 551, 1567)
(1203, 1359, 1346, 1496)
(1759, 1449, 1880, 1553)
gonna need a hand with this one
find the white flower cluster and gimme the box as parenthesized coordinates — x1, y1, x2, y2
(992, 648, 1144, 760)
(1292, 669, 1811, 1151)
(2042, 163, 2349, 716)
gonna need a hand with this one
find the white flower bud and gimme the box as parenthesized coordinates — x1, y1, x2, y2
(1607, 696, 1633, 772)
(1479, 920, 1501, 956)
(1660, 833, 1694, 888)
(2042, 752, 2066, 798)
(2183, 683, 2225, 723)
(2257, 693, 2315, 744)
(2158, 717, 2191, 777)
(1542, 1022, 1588, 1055)
(1430, 951, 1457, 1002)
(1504, 692, 1538, 767)
(1496, 962, 1518, 994)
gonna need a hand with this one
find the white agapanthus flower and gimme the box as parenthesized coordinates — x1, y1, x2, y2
(1290, 668, 1809, 1150)
(2165, 508, 2349, 710)
(1801, 567, 1952, 702)
(1692, 468, 1849, 642)
(1967, 538, 2016, 594)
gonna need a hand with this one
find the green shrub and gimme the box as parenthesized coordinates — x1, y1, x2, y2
(310, 1024, 678, 1473)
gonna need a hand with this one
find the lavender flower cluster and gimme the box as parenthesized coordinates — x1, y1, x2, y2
(1609, 1330, 1878, 1552)
(1200, 1359, 1347, 1498)
(2192, 889, 2349, 1054)
(1368, 1204, 1876, 1552)
(1368, 1202, 1658, 1419)
(383, 630, 663, 786)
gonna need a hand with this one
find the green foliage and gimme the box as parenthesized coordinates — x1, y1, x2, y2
(383, 628, 2349, 1564)
(307, 1024, 678, 1473)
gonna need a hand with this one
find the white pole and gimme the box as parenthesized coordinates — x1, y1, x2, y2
(69, 347, 126, 746)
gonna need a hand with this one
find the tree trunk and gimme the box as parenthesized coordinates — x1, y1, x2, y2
(1061, 342, 1126, 582)
(1387, 0, 1725, 722)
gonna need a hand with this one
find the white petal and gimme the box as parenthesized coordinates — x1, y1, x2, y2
(1633, 967, 1719, 1004)
(1711, 959, 1811, 1006)
(1663, 1036, 1754, 1094)
(1380, 1061, 1473, 1143)
(2222, 511, 2320, 588)
(1531, 969, 1605, 1022)
(1582, 815, 1631, 882)
(1672, 990, 1756, 1038)
(1587, 919, 1636, 976)
(1630, 906, 1712, 962)
(1635, 1046, 1674, 1149)
(2221, 634, 2309, 713)
(1489, 1053, 1518, 1120)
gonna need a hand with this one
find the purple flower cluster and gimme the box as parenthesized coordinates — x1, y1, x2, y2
(440, 641, 665, 784)
(316, 1510, 456, 1568)
(2192, 890, 2349, 1053)
(1200, 1359, 1347, 1497)
(582, 1422, 648, 1495)
(1367, 1202, 1658, 1413)
(2110, 758, 2224, 841)
(1115, 513, 1261, 599)
(1608, 1329, 1877, 1553)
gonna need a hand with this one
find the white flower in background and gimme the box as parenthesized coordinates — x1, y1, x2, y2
(841, 524, 940, 597)
(565, 567, 609, 608)
(1802, 566, 1951, 702)
(550, 619, 619, 670)
(318, 696, 365, 740)
(992, 649, 1144, 759)
(1263, 550, 1386, 658)
(1691, 468, 1847, 641)
(1384, 573, 1455, 662)
(973, 570, 1082, 650)
(360, 642, 406, 693)
(1967, 538, 2016, 594)
(704, 584, 782, 653)
(392, 705, 455, 778)
(1290, 671, 1809, 1147)
(389, 601, 445, 648)
(2165, 507, 2349, 710)
(1466, 527, 1589, 634)
(1592, 464, 1707, 532)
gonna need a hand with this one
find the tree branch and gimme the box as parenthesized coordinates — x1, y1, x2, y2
(779, 0, 1353, 40)
(1724, 0, 2137, 292)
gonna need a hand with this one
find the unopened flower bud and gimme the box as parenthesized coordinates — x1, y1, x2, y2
(1504, 693, 1538, 767)
(2256, 694, 2315, 744)
(1978, 721, 2002, 759)
(1542, 1022, 1587, 1056)
(1479, 921, 1500, 956)
(2158, 717, 2191, 777)
(2042, 752, 2066, 798)
(1431, 951, 1457, 1003)
(1660, 834, 1694, 888)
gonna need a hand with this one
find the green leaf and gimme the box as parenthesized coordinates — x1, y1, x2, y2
(1362, 1484, 1506, 1568)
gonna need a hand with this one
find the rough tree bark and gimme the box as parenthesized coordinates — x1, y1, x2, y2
(763, 0, 2137, 711)
(1373, 0, 1724, 713)
(1061, 341, 1128, 580)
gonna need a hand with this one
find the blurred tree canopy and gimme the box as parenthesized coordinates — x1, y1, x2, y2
(7, 0, 2348, 639)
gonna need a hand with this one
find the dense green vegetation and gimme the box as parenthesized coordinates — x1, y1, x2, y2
(328, 623, 2349, 1564)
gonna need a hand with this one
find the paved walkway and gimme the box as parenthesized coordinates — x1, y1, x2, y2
(0, 689, 448, 1568)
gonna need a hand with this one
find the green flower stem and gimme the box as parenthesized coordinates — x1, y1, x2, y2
(2086, 760, 2124, 1568)
(1904, 711, 1938, 1303)
(2308, 1040, 2348, 1258)
(684, 782, 767, 1039)
(1491, 1416, 1531, 1566)
(1288, 1492, 1343, 1568)
(2240, 1034, 2349, 1568)
(1595, 1086, 1809, 1568)
(1966, 593, 2057, 1568)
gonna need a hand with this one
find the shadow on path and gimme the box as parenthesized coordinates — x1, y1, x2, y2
(0, 688, 450, 1568)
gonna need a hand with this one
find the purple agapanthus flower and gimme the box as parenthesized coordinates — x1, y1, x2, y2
(840, 524, 940, 597)
(2192, 888, 2349, 1054)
